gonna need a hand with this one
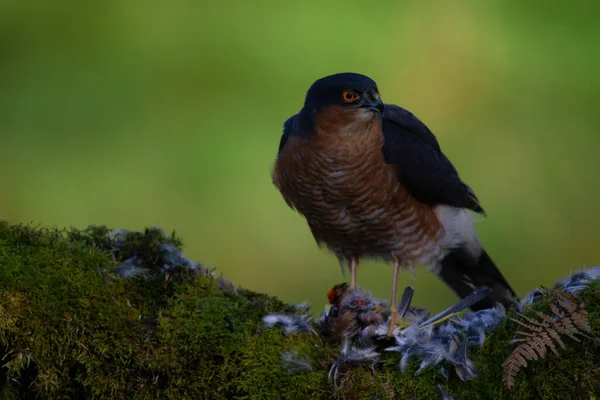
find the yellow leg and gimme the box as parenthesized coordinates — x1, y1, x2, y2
(350, 257, 358, 289)
(387, 257, 402, 336)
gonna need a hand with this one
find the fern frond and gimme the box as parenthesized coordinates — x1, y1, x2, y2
(547, 288, 577, 312)
(509, 315, 543, 332)
(540, 331, 561, 355)
(572, 311, 592, 337)
(553, 290, 593, 335)
(532, 308, 560, 324)
(548, 299, 565, 319)
(502, 342, 533, 390)
(502, 288, 593, 391)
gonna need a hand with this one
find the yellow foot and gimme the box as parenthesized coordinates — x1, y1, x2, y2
(387, 310, 398, 336)
(385, 310, 407, 336)
(387, 307, 414, 336)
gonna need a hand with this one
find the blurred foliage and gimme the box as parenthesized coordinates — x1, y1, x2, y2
(1, 1, 600, 313)
(0, 222, 598, 399)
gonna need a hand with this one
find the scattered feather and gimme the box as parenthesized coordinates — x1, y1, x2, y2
(385, 296, 503, 381)
(519, 266, 600, 311)
(159, 242, 202, 273)
(329, 339, 379, 386)
(418, 287, 490, 329)
(439, 366, 448, 379)
(281, 350, 313, 375)
(218, 275, 238, 294)
(454, 305, 506, 347)
(106, 228, 129, 247)
(260, 267, 599, 385)
(318, 304, 333, 325)
(556, 266, 600, 294)
(517, 288, 545, 312)
(451, 337, 477, 381)
(263, 313, 316, 336)
(107, 228, 216, 279)
(437, 384, 455, 400)
(114, 257, 149, 278)
(295, 301, 311, 313)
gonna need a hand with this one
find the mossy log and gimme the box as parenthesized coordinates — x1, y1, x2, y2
(0, 222, 598, 399)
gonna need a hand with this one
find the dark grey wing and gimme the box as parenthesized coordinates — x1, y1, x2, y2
(278, 114, 298, 153)
(381, 104, 484, 214)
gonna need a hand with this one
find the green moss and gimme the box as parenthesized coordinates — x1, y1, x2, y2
(443, 279, 600, 400)
(0, 221, 598, 399)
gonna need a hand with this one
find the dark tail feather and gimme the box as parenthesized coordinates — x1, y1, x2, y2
(438, 249, 516, 311)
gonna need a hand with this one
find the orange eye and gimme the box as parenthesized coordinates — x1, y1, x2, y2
(341, 90, 358, 103)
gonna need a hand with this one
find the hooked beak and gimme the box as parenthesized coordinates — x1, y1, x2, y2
(361, 95, 384, 113)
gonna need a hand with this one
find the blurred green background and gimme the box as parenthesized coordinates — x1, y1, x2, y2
(1, 1, 599, 314)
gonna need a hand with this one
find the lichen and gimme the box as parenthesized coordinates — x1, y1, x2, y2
(0, 221, 598, 399)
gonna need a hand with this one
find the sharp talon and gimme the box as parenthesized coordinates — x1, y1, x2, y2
(387, 308, 411, 336)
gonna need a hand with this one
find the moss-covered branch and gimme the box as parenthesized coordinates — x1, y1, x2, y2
(0, 222, 598, 399)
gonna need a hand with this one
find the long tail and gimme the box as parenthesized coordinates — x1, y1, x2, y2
(438, 249, 516, 311)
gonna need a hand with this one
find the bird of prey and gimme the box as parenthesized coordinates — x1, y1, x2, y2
(272, 72, 515, 334)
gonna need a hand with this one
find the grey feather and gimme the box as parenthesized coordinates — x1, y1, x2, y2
(281, 350, 313, 375)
